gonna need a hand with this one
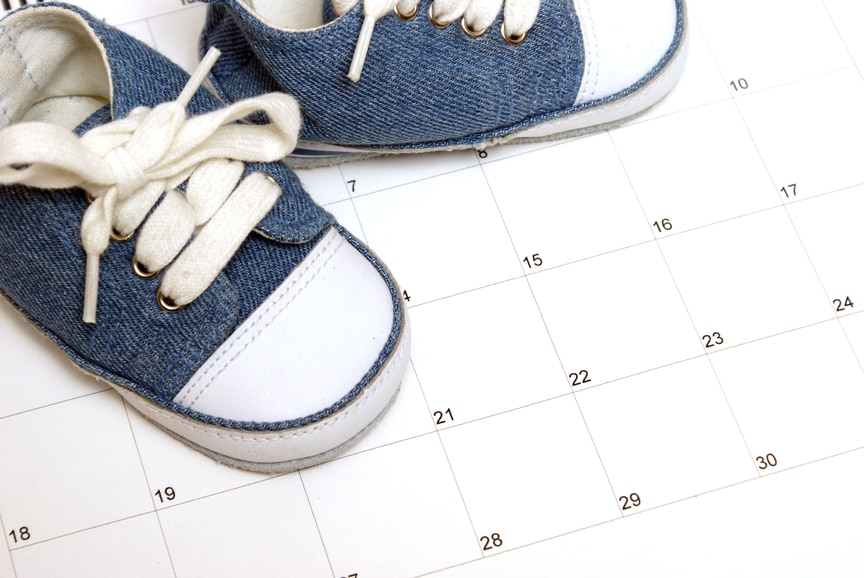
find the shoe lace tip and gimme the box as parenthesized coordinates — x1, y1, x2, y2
(83, 253, 100, 324)
(348, 14, 377, 82)
(177, 47, 222, 108)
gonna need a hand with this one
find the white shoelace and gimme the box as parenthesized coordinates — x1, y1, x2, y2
(341, 0, 541, 81)
(0, 48, 303, 323)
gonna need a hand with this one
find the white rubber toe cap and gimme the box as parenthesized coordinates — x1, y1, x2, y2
(573, 0, 679, 103)
(114, 225, 409, 470)
(173, 226, 395, 423)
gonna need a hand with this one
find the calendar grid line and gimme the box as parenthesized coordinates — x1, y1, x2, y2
(820, 0, 864, 85)
(404, 359, 489, 563)
(569, 313, 861, 393)
(341, 145, 864, 258)
(779, 180, 864, 208)
(690, 6, 860, 102)
(337, 163, 372, 246)
(4, 510, 158, 553)
(728, 64, 860, 102)
(345, 158, 864, 358)
(711, 27, 864, 386)
(476, 148, 623, 518)
(0, 508, 14, 578)
(838, 318, 864, 377)
(296, 471, 338, 578)
(338, 161, 480, 200)
(519, 270, 624, 514)
(11, 432, 864, 574)
(608, 125, 762, 481)
(117, 470, 284, 515)
(419, 440, 864, 578)
(774, 200, 864, 376)
(742, 101, 864, 384)
(389, 186, 862, 315)
(119, 400, 179, 578)
(696, 350, 761, 475)
(0, 385, 109, 421)
(411, 310, 862, 434)
(396, 273, 528, 310)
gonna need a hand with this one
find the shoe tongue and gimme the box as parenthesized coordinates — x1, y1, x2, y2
(74, 105, 113, 136)
(77, 11, 334, 244)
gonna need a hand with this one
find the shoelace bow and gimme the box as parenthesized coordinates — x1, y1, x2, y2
(341, 0, 541, 81)
(0, 48, 302, 323)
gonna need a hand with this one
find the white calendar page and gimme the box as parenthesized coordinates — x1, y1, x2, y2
(3, 0, 864, 576)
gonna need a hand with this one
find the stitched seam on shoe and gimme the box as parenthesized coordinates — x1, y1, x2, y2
(0, 16, 40, 124)
(175, 229, 342, 408)
(138, 337, 405, 443)
(579, 0, 599, 102)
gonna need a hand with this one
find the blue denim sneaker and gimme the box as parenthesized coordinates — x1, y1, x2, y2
(199, 0, 688, 166)
(0, 3, 409, 473)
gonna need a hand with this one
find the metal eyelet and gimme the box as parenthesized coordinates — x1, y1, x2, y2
(501, 24, 526, 46)
(395, 3, 418, 20)
(461, 17, 488, 38)
(131, 256, 158, 279)
(157, 290, 184, 313)
(110, 228, 134, 242)
(428, 4, 452, 28)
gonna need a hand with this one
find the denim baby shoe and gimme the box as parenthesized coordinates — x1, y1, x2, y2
(0, 3, 409, 472)
(199, 0, 688, 166)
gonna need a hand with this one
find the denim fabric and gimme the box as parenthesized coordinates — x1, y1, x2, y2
(200, 0, 585, 148)
(200, 0, 688, 152)
(0, 3, 404, 431)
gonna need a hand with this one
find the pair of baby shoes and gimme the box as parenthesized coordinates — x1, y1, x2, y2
(0, 0, 686, 472)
